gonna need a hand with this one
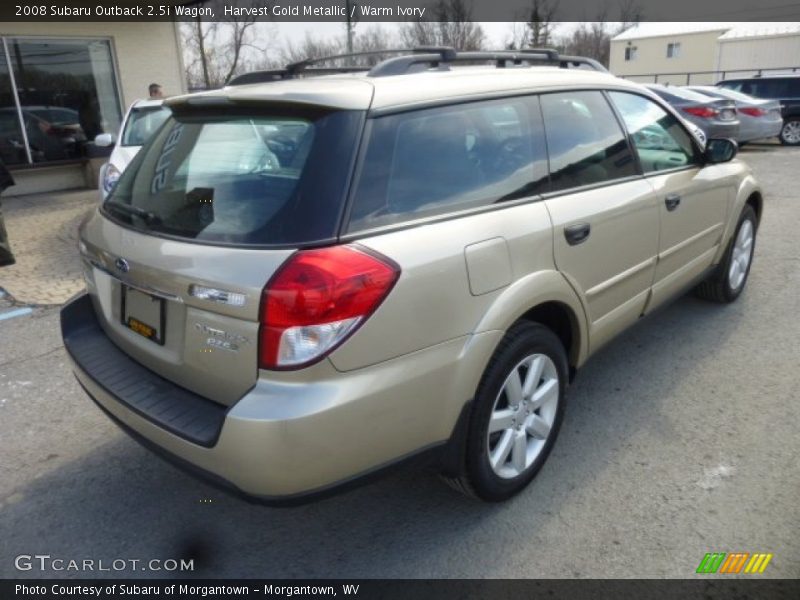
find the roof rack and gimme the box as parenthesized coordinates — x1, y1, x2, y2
(227, 46, 607, 86)
(228, 66, 368, 86)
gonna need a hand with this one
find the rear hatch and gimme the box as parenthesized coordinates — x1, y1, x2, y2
(79, 101, 364, 406)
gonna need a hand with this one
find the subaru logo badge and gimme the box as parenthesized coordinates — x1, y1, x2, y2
(115, 258, 130, 273)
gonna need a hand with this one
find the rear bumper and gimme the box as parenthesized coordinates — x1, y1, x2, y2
(706, 121, 740, 140)
(62, 293, 497, 502)
(738, 119, 784, 143)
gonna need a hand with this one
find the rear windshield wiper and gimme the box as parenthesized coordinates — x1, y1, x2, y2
(105, 201, 161, 224)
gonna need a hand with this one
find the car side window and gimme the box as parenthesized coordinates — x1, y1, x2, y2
(347, 97, 549, 232)
(539, 91, 637, 193)
(609, 91, 700, 174)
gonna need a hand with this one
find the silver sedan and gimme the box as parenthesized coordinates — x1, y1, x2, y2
(687, 86, 783, 144)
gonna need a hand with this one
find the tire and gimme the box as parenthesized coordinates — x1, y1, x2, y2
(695, 205, 757, 303)
(779, 118, 800, 146)
(445, 322, 568, 502)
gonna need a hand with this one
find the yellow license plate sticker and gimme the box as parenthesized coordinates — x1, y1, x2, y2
(127, 317, 155, 340)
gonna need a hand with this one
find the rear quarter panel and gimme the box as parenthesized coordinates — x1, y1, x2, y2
(330, 199, 581, 372)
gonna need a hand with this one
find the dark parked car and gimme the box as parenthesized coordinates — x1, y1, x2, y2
(0, 105, 86, 163)
(645, 84, 739, 142)
(717, 76, 800, 146)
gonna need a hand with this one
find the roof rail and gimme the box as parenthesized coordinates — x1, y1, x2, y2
(227, 48, 418, 86)
(367, 47, 608, 77)
(284, 48, 419, 76)
(228, 66, 369, 86)
(227, 47, 607, 86)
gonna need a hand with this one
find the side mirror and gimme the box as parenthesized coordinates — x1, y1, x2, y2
(704, 138, 737, 164)
(94, 133, 115, 147)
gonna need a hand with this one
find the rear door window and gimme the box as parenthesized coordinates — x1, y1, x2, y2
(104, 108, 362, 246)
(539, 91, 637, 192)
(347, 97, 548, 232)
(753, 80, 788, 99)
(609, 91, 700, 173)
(732, 79, 797, 99)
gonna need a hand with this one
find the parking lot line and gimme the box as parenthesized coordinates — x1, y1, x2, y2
(0, 307, 33, 321)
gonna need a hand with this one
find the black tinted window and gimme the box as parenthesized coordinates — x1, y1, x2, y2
(540, 91, 637, 192)
(104, 108, 362, 246)
(347, 97, 548, 232)
(609, 92, 699, 173)
(728, 78, 800, 99)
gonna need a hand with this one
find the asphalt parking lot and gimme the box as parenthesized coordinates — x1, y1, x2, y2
(1, 143, 799, 580)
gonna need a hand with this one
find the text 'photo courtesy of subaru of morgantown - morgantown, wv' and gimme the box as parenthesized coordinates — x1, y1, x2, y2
(61, 47, 763, 504)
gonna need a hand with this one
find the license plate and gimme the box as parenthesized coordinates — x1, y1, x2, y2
(121, 285, 165, 345)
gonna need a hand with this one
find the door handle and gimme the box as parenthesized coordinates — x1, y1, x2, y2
(665, 193, 681, 211)
(564, 222, 591, 246)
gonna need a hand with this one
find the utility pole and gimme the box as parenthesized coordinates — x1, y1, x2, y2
(345, 0, 357, 54)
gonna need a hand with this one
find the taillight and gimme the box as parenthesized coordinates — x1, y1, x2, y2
(682, 106, 718, 119)
(739, 107, 767, 117)
(259, 245, 400, 369)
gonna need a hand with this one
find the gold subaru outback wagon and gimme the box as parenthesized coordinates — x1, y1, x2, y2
(61, 48, 762, 503)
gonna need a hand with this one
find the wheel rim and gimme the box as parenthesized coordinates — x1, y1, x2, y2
(782, 121, 800, 144)
(486, 353, 559, 479)
(728, 219, 754, 291)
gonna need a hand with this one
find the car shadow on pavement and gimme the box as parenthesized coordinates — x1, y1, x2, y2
(0, 292, 749, 579)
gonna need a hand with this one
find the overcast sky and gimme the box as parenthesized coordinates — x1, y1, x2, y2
(271, 21, 591, 48)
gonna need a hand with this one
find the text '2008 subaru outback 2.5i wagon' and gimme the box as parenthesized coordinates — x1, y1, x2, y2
(61, 47, 762, 503)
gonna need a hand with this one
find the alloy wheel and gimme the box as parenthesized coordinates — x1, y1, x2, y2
(782, 121, 800, 144)
(486, 353, 559, 479)
(728, 219, 754, 291)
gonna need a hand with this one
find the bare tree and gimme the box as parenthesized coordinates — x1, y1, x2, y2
(526, 0, 559, 48)
(617, 0, 643, 34)
(276, 25, 400, 69)
(400, 0, 485, 50)
(399, 21, 440, 48)
(504, 21, 529, 50)
(278, 33, 344, 65)
(554, 0, 644, 67)
(349, 25, 402, 65)
(561, 22, 611, 66)
(181, 0, 269, 89)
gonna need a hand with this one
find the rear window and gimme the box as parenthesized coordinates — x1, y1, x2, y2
(104, 108, 362, 246)
(347, 97, 548, 232)
(648, 86, 714, 103)
(122, 106, 171, 146)
(697, 87, 753, 103)
(720, 78, 800, 99)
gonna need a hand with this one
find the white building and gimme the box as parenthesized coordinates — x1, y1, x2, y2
(610, 22, 800, 86)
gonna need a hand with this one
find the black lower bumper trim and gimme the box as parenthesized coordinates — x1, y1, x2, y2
(60, 293, 227, 447)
